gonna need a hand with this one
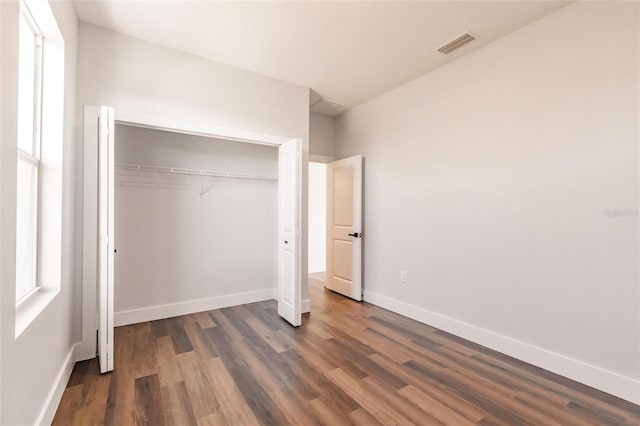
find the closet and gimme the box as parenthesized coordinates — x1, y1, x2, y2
(82, 106, 302, 373)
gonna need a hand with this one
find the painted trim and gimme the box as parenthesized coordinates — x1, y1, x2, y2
(115, 110, 292, 147)
(75, 342, 96, 362)
(363, 290, 640, 405)
(34, 343, 78, 426)
(302, 298, 310, 314)
(114, 288, 277, 326)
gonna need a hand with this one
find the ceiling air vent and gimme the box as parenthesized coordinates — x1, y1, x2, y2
(437, 32, 476, 54)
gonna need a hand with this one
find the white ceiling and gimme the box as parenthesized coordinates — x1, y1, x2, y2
(74, 1, 570, 116)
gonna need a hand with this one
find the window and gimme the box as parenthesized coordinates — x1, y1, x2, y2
(14, 0, 65, 336)
(15, 2, 43, 305)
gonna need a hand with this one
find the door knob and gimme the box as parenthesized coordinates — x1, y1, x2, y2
(284, 240, 288, 244)
(348, 232, 362, 238)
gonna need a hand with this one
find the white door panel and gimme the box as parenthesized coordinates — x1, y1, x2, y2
(326, 155, 363, 301)
(97, 106, 115, 373)
(333, 167, 354, 225)
(278, 138, 302, 326)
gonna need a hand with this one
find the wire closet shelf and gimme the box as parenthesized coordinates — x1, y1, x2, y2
(115, 163, 278, 181)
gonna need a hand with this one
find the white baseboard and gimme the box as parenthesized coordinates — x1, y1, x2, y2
(114, 288, 277, 326)
(302, 298, 310, 314)
(35, 343, 78, 426)
(74, 342, 97, 362)
(363, 290, 640, 405)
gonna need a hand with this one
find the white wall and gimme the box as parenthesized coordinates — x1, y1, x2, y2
(335, 2, 639, 403)
(0, 1, 78, 424)
(309, 113, 335, 160)
(309, 162, 327, 274)
(77, 23, 310, 142)
(77, 23, 310, 354)
(114, 125, 278, 322)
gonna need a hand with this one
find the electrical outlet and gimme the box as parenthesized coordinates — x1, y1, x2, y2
(400, 270, 407, 282)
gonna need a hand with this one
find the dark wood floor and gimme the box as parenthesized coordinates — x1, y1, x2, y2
(53, 276, 640, 425)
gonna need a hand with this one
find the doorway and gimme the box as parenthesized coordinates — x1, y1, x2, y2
(308, 156, 364, 306)
(308, 162, 327, 287)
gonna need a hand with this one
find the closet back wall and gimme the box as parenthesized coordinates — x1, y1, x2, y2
(114, 124, 277, 324)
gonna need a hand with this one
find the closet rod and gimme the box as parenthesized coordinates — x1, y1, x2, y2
(115, 163, 277, 181)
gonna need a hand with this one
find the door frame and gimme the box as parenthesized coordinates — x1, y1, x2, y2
(78, 108, 308, 361)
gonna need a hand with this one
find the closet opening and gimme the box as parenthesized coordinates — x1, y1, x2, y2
(82, 106, 303, 372)
(114, 124, 280, 327)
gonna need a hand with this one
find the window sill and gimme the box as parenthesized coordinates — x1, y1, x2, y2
(15, 287, 59, 338)
(16, 286, 40, 310)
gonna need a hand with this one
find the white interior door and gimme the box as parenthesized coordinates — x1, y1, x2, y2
(278, 138, 302, 327)
(326, 155, 363, 301)
(98, 106, 115, 373)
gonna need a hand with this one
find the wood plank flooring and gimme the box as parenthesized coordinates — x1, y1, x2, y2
(53, 275, 640, 425)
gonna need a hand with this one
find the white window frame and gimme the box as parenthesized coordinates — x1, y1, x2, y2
(15, 1, 44, 308)
(13, 0, 65, 338)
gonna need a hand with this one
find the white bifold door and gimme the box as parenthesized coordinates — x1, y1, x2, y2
(277, 138, 302, 326)
(97, 106, 115, 373)
(326, 155, 363, 301)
